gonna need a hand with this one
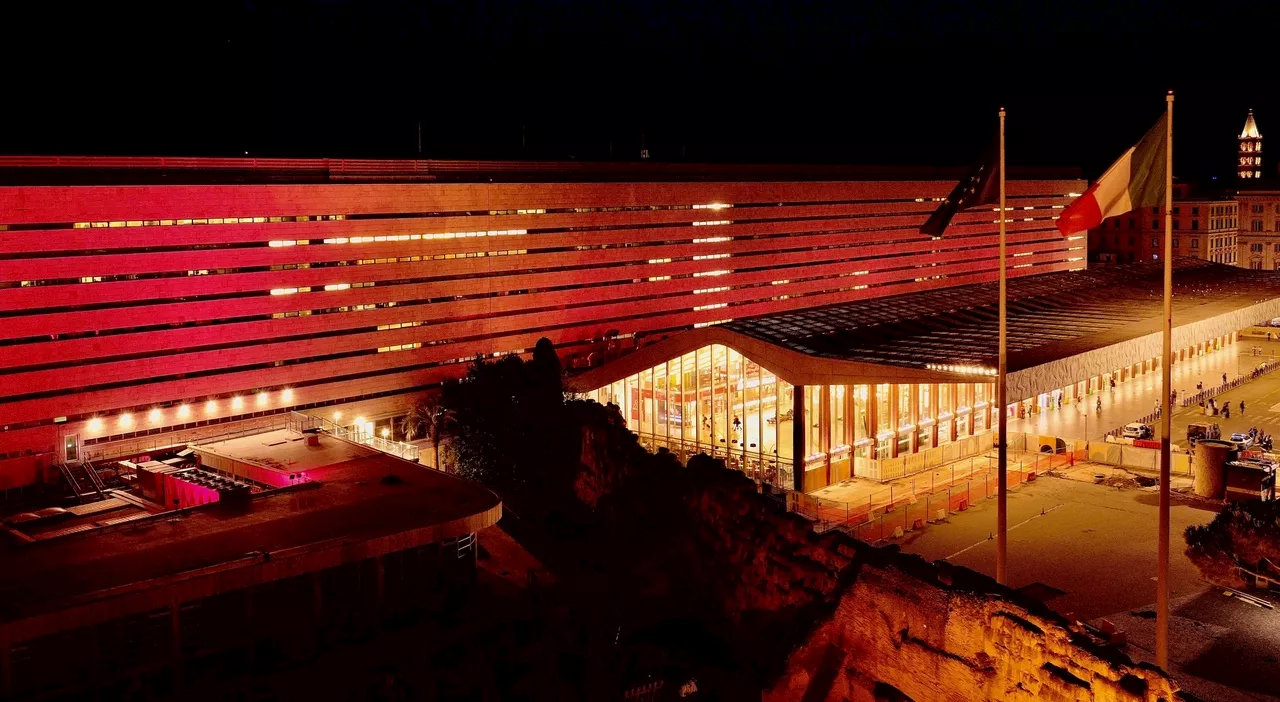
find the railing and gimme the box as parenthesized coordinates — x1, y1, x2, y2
(1105, 409, 1164, 439)
(1181, 359, 1280, 408)
(289, 412, 421, 463)
(632, 432, 790, 489)
(84, 415, 284, 464)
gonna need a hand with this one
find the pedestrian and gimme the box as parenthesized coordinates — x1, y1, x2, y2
(1057, 395, 1062, 410)
(1110, 377, 1116, 391)
(733, 415, 741, 432)
(1096, 397, 1102, 414)
(1197, 381, 1203, 391)
(1223, 372, 1229, 385)
(1223, 406, 1231, 419)
(1240, 400, 1246, 415)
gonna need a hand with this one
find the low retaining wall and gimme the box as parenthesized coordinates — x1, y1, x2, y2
(193, 446, 295, 488)
(1089, 442, 1192, 475)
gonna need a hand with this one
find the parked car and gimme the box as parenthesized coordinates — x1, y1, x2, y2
(1123, 423, 1153, 439)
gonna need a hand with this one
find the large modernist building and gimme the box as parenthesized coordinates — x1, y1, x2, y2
(0, 157, 1086, 490)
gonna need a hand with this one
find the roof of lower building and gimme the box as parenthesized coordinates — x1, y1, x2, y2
(0, 429, 501, 625)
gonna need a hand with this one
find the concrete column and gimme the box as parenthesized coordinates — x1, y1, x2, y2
(820, 385, 831, 482)
(792, 385, 805, 492)
(844, 385, 855, 447)
(867, 388, 878, 455)
(929, 384, 939, 446)
(889, 384, 900, 457)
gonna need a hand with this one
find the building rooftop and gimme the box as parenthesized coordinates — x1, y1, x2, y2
(569, 260, 1280, 400)
(723, 259, 1280, 373)
(0, 155, 1081, 186)
(0, 428, 501, 624)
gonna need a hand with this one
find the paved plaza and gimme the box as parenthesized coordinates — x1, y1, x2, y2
(1008, 337, 1277, 441)
(897, 475, 1280, 702)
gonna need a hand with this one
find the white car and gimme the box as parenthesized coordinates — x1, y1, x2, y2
(1122, 423, 1153, 439)
(1231, 432, 1255, 449)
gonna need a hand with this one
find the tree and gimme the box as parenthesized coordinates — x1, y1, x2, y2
(1186, 500, 1280, 588)
(400, 393, 452, 471)
(438, 343, 581, 519)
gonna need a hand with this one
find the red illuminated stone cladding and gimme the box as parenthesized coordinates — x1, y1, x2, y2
(0, 176, 1084, 478)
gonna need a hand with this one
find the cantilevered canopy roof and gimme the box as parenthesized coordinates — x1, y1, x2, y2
(569, 260, 1280, 400)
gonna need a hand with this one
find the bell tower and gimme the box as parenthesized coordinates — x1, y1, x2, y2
(1239, 110, 1262, 179)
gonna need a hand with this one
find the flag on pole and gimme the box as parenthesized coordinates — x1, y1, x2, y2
(1056, 114, 1168, 235)
(919, 139, 1000, 236)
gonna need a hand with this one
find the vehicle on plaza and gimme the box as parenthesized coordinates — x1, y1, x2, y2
(1186, 422, 1221, 445)
(1231, 432, 1256, 448)
(1122, 422, 1154, 439)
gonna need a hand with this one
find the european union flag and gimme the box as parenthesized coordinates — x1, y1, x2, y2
(919, 140, 1000, 237)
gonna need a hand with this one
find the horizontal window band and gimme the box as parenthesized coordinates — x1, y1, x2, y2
(0, 256, 1072, 406)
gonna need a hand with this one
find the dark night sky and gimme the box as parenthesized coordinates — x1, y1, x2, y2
(4, 0, 1278, 180)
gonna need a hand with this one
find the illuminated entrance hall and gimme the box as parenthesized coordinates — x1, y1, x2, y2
(587, 343, 995, 492)
(576, 260, 1280, 492)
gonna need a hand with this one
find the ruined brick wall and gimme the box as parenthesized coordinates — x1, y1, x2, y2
(765, 552, 1180, 702)
(569, 407, 1180, 699)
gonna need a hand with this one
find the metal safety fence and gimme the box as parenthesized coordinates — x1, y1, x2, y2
(787, 450, 1078, 537)
(1181, 358, 1280, 408)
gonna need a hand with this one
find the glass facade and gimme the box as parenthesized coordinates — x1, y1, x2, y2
(591, 344, 796, 487)
(588, 333, 1241, 491)
(588, 343, 997, 490)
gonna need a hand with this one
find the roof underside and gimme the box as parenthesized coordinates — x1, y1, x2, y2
(724, 260, 1280, 374)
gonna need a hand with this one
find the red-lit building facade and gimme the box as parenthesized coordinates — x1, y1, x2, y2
(0, 157, 1085, 489)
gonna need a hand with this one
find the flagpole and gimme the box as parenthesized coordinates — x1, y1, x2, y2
(997, 107, 1008, 586)
(1156, 90, 1174, 671)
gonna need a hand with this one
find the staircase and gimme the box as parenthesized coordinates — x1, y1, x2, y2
(57, 459, 106, 503)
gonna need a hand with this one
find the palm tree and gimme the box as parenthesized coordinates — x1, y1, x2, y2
(400, 394, 451, 471)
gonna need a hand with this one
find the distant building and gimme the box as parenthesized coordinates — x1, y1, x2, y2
(1240, 110, 1263, 180)
(1237, 183, 1280, 269)
(1086, 183, 1238, 266)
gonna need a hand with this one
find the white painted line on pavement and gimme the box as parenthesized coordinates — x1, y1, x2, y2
(943, 503, 1066, 561)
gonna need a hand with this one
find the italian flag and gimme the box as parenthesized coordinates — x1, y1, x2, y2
(1056, 113, 1168, 236)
